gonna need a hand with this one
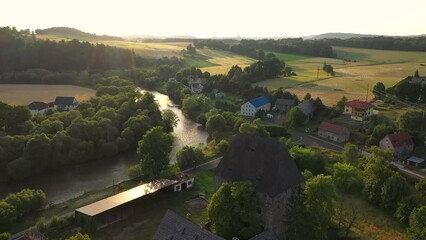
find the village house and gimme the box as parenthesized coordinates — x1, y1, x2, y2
(379, 132, 414, 160)
(297, 100, 316, 122)
(240, 96, 271, 117)
(318, 122, 350, 143)
(28, 101, 52, 115)
(214, 133, 305, 239)
(344, 99, 373, 121)
(188, 76, 204, 94)
(274, 98, 294, 113)
(54, 96, 78, 111)
(212, 88, 225, 99)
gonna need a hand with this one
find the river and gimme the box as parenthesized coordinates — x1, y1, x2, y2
(0, 90, 209, 203)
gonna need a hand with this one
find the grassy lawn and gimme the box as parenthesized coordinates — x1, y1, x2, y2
(0, 84, 96, 105)
(92, 169, 215, 240)
(340, 194, 406, 240)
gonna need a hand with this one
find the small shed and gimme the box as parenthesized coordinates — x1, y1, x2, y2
(406, 156, 425, 167)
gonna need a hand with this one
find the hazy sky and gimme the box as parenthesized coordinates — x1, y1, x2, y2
(2, 0, 425, 38)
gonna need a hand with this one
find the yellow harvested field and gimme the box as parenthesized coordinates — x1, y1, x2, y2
(256, 47, 426, 106)
(0, 84, 96, 105)
(99, 41, 187, 58)
(197, 48, 255, 74)
(289, 62, 423, 106)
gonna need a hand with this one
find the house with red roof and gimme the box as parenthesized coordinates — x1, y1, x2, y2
(344, 99, 373, 121)
(379, 132, 414, 159)
(318, 122, 350, 142)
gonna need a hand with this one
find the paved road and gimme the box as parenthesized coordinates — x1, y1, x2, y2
(290, 129, 425, 179)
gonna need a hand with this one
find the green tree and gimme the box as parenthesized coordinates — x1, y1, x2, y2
(380, 173, 409, 211)
(332, 162, 363, 193)
(414, 69, 420, 78)
(335, 96, 347, 114)
(362, 153, 394, 205)
(394, 195, 419, 225)
(285, 186, 308, 240)
(290, 146, 326, 175)
(372, 82, 386, 99)
(138, 126, 173, 179)
(176, 146, 205, 170)
(287, 107, 306, 127)
(162, 109, 178, 133)
(0, 201, 16, 231)
(206, 114, 226, 134)
(415, 177, 426, 197)
(304, 175, 337, 240)
(208, 182, 261, 239)
(342, 143, 361, 166)
(408, 206, 426, 240)
(0, 232, 10, 240)
(127, 164, 142, 179)
(66, 233, 91, 240)
(397, 111, 422, 133)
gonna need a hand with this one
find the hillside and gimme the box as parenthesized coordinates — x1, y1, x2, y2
(35, 27, 123, 41)
(305, 32, 426, 40)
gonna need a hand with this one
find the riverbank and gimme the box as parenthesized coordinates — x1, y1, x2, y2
(10, 165, 217, 239)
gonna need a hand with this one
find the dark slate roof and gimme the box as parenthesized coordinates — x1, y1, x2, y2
(275, 98, 294, 107)
(249, 230, 278, 240)
(54, 96, 76, 105)
(249, 96, 270, 108)
(153, 210, 225, 240)
(20, 229, 47, 240)
(215, 134, 304, 197)
(298, 100, 316, 115)
(28, 101, 49, 111)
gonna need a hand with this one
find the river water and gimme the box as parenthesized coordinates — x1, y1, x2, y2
(0, 90, 208, 203)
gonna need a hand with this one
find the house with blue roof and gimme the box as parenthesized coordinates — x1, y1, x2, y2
(240, 96, 271, 117)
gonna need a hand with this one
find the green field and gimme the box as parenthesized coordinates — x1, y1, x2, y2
(255, 47, 426, 106)
(0, 84, 96, 105)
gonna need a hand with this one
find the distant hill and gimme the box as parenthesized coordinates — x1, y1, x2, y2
(35, 27, 123, 41)
(305, 32, 426, 40)
(304, 32, 380, 40)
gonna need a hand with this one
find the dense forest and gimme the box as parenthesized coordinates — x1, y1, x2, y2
(34, 27, 123, 41)
(320, 36, 426, 51)
(0, 27, 134, 73)
(194, 38, 336, 58)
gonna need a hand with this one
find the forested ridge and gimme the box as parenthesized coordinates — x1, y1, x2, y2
(320, 36, 426, 51)
(0, 27, 134, 73)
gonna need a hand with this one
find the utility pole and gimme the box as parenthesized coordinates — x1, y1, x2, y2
(317, 67, 319, 81)
(366, 83, 370, 101)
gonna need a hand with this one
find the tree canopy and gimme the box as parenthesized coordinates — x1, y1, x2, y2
(137, 126, 173, 179)
(208, 182, 262, 239)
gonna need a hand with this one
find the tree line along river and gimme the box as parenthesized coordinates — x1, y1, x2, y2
(0, 89, 209, 203)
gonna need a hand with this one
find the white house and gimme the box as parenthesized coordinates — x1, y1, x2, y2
(28, 101, 52, 115)
(54, 97, 78, 111)
(240, 96, 271, 117)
